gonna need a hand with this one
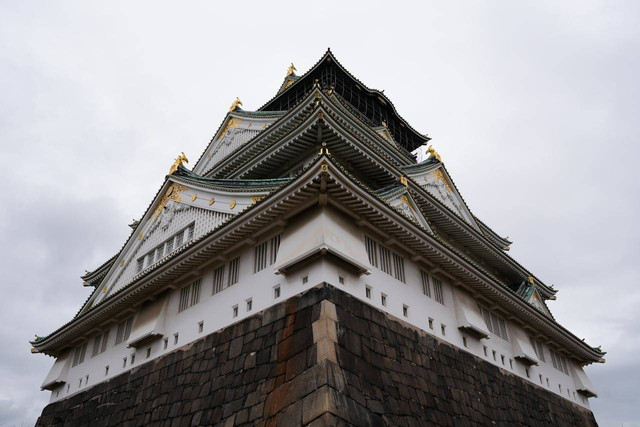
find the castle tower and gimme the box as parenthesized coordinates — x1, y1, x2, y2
(32, 50, 603, 426)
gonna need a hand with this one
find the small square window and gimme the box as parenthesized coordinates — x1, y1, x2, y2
(501, 355, 505, 365)
(163, 338, 168, 350)
(174, 333, 179, 345)
(198, 321, 204, 333)
(365, 286, 371, 299)
(483, 346, 488, 356)
(441, 324, 446, 336)
(85, 375, 89, 385)
(146, 348, 151, 358)
(274, 286, 281, 299)
(105, 365, 109, 376)
(402, 305, 409, 317)
(526, 368, 530, 378)
(492, 350, 497, 361)
(381, 294, 387, 307)
(338, 276, 345, 285)
(130, 353, 135, 365)
(558, 384, 562, 393)
(428, 317, 434, 330)
(546, 378, 550, 387)
(509, 359, 513, 369)
(233, 305, 238, 318)
(302, 276, 308, 284)
(246, 299, 252, 312)
(462, 336, 467, 348)
(123, 357, 127, 368)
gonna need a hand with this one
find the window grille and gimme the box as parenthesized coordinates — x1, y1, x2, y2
(364, 236, 378, 267)
(212, 265, 225, 295)
(478, 305, 508, 341)
(175, 230, 184, 247)
(550, 350, 569, 375)
(254, 241, 267, 273)
(392, 253, 405, 283)
(228, 257, 240, 286)
(529, 337, 546, 362)
(274, 286, 281, 299)
(92, 335, 102, 358)
(269, 234, 280, 265)
(379, 246, 392, 275)
(420, 270, 431, 297)
(432, 277, 444, 304)
(115, 317, 133, 345)
(179, 279, 201, 312)
(187, 224, 195, 241)
(72, 342, 88, 367)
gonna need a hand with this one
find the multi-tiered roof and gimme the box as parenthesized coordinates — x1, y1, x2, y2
(31, 49, 604, 367)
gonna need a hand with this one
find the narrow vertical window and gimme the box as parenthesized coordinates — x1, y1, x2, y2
(269, 234, 281, 265)
(146, 348, 151, 358)
(246, 299, 252, 312)
(274, 286, 281, 299)
(381, 293, 387, 307)
(365, 286, 371, 299)
(428, 318, 434, 330)
(462, 336, 467, 348)
(432, 277, 444, 304)
(441, 324, 446, 336)
(227, 257, 240, 286)
(92, 334, 102, 358)
(100, 330, 110, 353)
(254, 241, 268, 273)
(302, 276, 308, 284)
(338, 276, 345, 285)
(402, 304, 409, 317)
(105, 366, 109, 376)
(187, 223, 195, 241)
(212, 265, 225, 295)
(420, 270, 431, 297)
(163, 338, 168, 350)
(173, 333, 179, 345)
(232, 305, 238, 318)
(198, 321, 204, 333)
(392, 253, 405, 283)
(379, 246, 392, 275)
(364, 236, 378, 267)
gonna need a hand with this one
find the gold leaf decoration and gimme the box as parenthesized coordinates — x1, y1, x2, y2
(153, 183, 188, 221)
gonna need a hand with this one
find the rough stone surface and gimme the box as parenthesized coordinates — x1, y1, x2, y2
(36, 284, 598, 426)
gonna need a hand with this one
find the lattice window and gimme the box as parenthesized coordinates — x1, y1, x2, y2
(420, 270, 431, 297)
(212, 265, 225, 295)
(72, 342, 88, 367)
(115, 317, 133, 345)
(364, 236, 378, 267)
(228, 257, 240, 286)
(392, 253, 405, 283)
(550, 350, 570, 375)
(530, 337, 546, 362)
(432, 277, 444, 305)
(479, 305, 508, 341)
(379, 246, 392, 275)
(179, 279, 201, 312)
(254, 234, 281, 273)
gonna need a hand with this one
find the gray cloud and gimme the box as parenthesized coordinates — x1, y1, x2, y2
(0, 1, 637, 426)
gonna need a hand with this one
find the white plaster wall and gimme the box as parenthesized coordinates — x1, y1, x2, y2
(46, 211, 594, 409)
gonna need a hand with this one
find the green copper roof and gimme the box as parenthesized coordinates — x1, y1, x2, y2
(172, 166, 292, 190)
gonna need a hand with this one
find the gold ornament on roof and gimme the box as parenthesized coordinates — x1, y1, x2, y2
(169, 152, 189, 175)
(286, 63, 297, 77)
(229, 97, 243, 112)
(426, 145, 442, 162)
(527, 276, 534, 284)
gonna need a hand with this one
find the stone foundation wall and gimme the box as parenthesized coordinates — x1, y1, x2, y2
(36, 284, 598, 426)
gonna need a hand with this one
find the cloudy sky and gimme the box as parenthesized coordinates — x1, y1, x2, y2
(1, 1, 638, 425)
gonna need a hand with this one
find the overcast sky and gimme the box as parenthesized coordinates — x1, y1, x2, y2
(0, 1, 638, 426)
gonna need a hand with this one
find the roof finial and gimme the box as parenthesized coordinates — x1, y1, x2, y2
(527, 276, 534, 285)
(286, 63, 297, 77)
(426, 145, 442, 162)
(229, 97, 242, 112)
(169, 152, 189, 175)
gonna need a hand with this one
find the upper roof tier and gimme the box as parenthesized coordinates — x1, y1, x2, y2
(259, 49, 430, 153)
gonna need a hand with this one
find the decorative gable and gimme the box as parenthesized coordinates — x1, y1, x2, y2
(385, 191, 433, 234)
(406, 164, 479, 229)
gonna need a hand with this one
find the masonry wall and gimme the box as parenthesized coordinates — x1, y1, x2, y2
(36, 284, 598, 427)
